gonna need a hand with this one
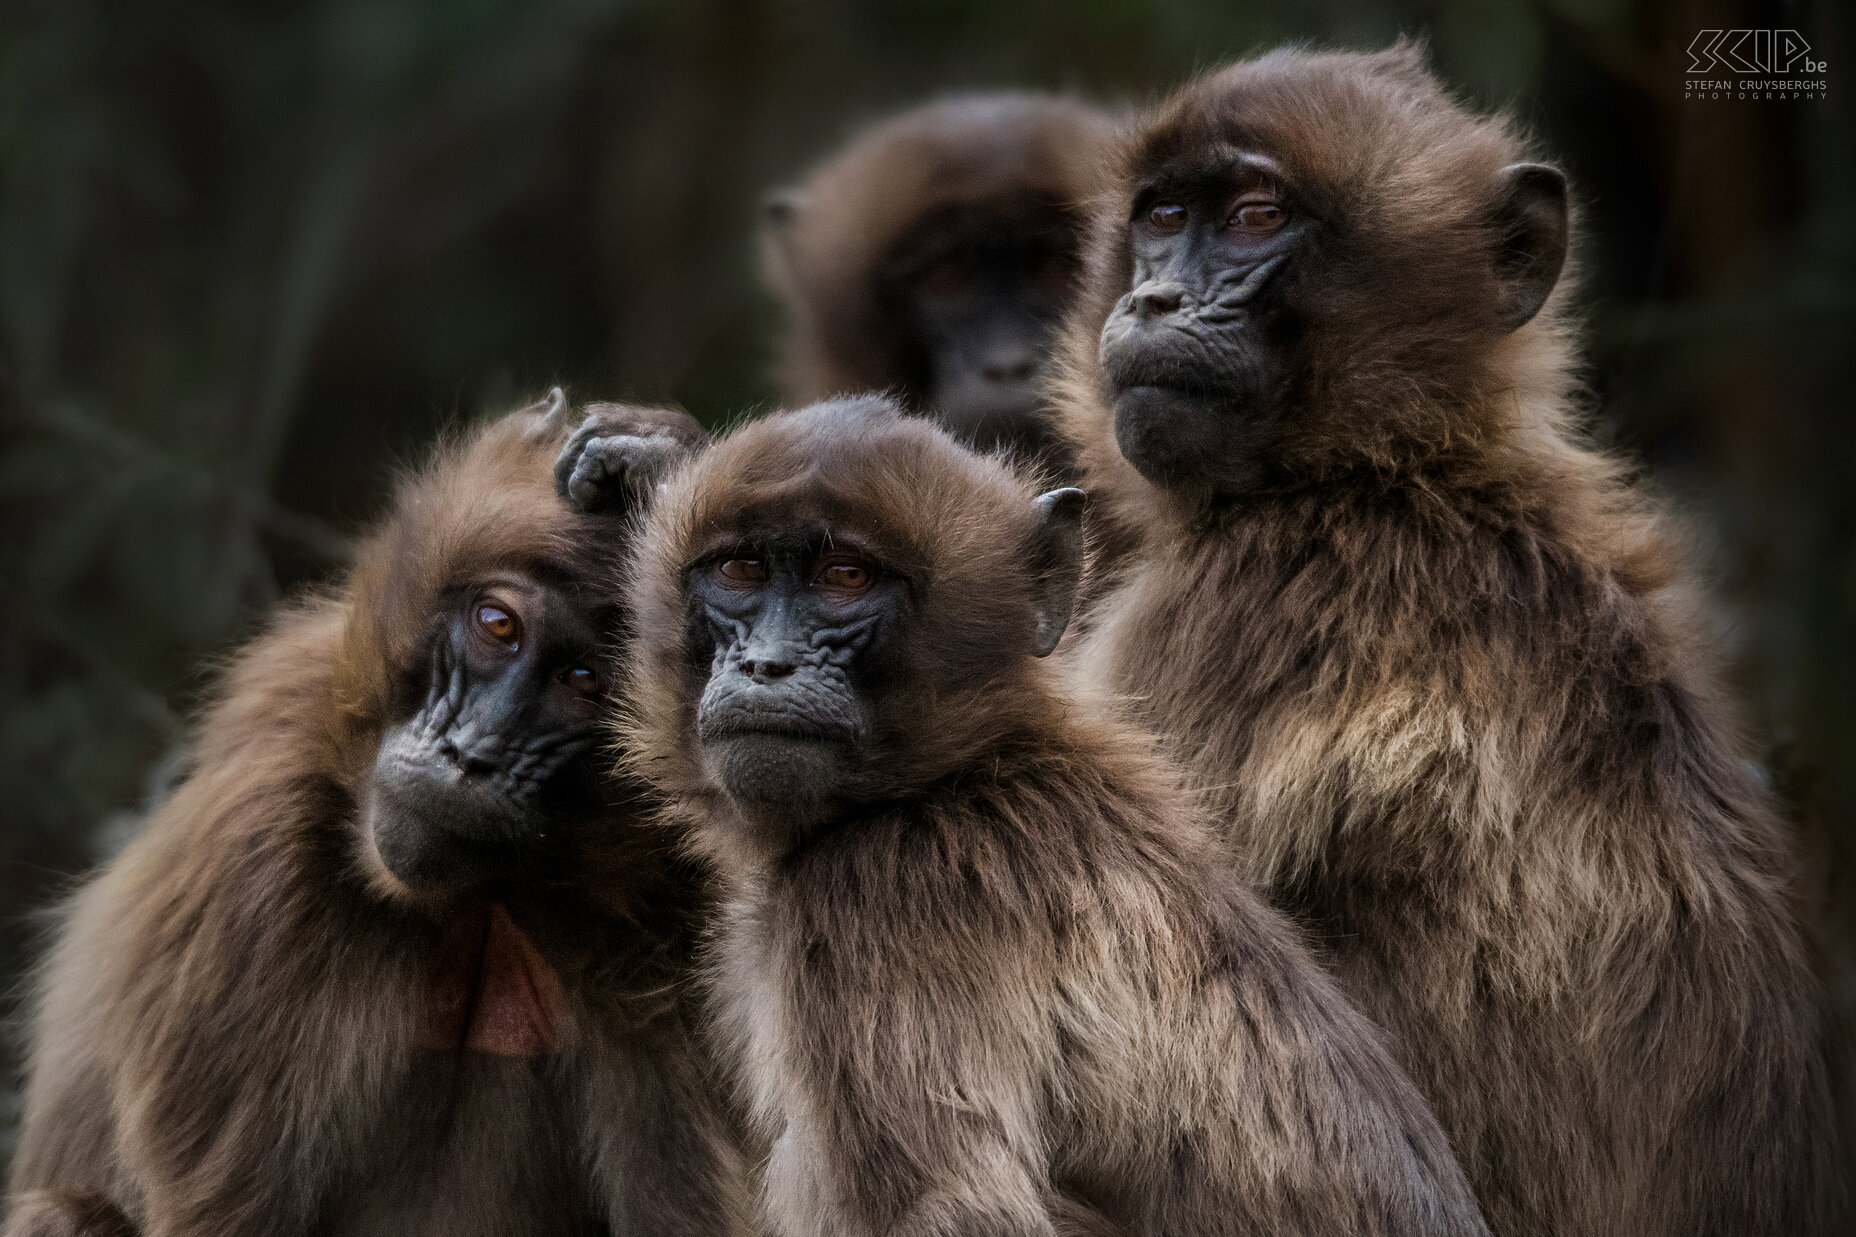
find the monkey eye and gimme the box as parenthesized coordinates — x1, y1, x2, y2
(815, 558, 874, 594)
(1145, 203, 1188, 234)
(717, 557, 770, 587)
(1228, 197, 1286, 233)
(917, 259, 978, 301)
(475, 603, 522, 651)
(558, 664, 603, 698)
(1030, 250, 1075, 298)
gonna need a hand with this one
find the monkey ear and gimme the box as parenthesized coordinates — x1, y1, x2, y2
(761, 189, 804, 283)
(518, 386, 574, 438)
(1491, 163, 1569, 332)
(762, 189, 801, 230)
(1028, 487, 1087, 658)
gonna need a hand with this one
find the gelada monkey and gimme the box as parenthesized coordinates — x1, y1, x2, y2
(1057, 44, 1839, 1236)
(587, 395, 1489, 1237)
(5, 395, 752, 1237)
(762, 94, 1117, 467)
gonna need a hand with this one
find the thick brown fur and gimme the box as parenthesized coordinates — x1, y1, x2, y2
(762, 93, 1117, 404)
(5, 397, 755, 1237)
(622, 397, 1490, 1237)
(3, 1191, 135, 1237)
(1056, 45, 1839, 1236)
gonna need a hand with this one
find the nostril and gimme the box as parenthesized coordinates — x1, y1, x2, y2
(438, 737, 497, 778)
(743, 658, 797, 681)
(983, 358, 1037, 383)
(1131, 283, 1186, 319)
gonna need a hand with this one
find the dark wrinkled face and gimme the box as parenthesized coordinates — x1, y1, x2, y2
(363, 573, 608, 901)
(886, 205, 1079, 456)
(1098, 151, 1305, 494)
(684, 528, 908, 828)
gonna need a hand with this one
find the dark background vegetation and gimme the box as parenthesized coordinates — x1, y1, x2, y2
(1, 0, 1849, 1169)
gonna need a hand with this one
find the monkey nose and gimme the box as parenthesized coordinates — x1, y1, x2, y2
(739, 656, 797, 681)
(1129, 281, 1188, 319)
(437, 737, 502, 778)
(982, 354, 1038, 383)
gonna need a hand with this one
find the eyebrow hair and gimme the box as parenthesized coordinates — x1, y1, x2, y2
(1134, 145, 1285, 204)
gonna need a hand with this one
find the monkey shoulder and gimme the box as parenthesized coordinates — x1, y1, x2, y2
(839, 755, 1225, 945)
(182, 598, 350, 770)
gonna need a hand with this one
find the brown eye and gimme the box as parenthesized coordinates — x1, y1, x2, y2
(1230, 199, 1285, 232)
(476, 604, 521, 649)
(1146, 203, 1188, 234)
(1032, 251, 1074, 296)
(717, 558, 770, 586)
(559, 665, 602, 698)
(917, 259, 977, 301)
(817, 561, 872, 593)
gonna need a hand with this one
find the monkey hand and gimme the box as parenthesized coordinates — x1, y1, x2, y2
(555, 403, 707, 513)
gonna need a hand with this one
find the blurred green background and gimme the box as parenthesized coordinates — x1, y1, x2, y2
(1, 0, 1850, 1168)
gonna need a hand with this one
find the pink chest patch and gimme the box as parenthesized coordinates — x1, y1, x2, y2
(418, 903, 568, 1057)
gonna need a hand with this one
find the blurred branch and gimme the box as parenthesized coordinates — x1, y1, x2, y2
(25, 618, 182, 741)
(21, 397, 354, 563)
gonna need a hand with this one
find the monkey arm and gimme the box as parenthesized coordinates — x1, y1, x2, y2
(23, 609, 426, 1237)
(11, 804, 418, 1237)
(1121, 892, 1491, 1237)
(7, 952, 122, 1216)
(768, 1081, 1059, 1237)
(98, 794, 425, 1237)
(768, 856, 1066, 1237)
(578, 1018, 759, 1237)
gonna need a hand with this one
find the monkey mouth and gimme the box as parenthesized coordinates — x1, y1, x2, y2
(698, 721, 860, 818)
(1101, 340, 1244, 400)
(698, 718, 859, 746)
(363, 748, 561, 903)
(1111, 380, 1242, 415)
(695, 689, 867, 748)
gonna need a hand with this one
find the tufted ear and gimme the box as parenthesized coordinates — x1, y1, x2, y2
(1028, 488, 1087, 657)
(518, 386, 574, 440)
(1490, 163, 1568, 332)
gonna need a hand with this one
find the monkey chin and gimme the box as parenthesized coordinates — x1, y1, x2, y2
(358, 773, 524, 910)
(701, 732, 851, 839)
(1113, 385, 1277, 495)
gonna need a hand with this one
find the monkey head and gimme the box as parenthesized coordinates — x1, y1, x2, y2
(361, 570, 611, 901)
(345, 395, 704, 905)
(880, 195, 1081, 452)
(763, 94, 1118, 462)
(618, 395, 1083, 856)
(1074, 44, 1570, 497)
